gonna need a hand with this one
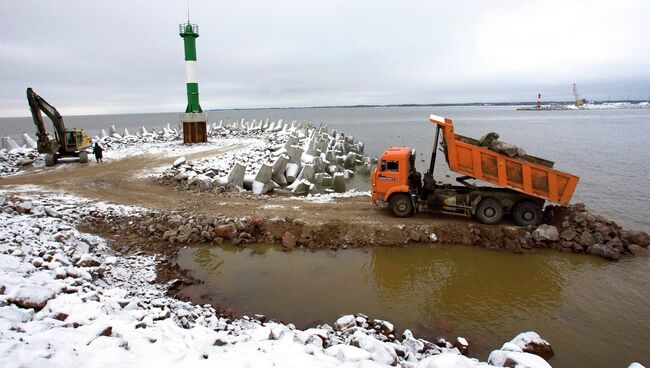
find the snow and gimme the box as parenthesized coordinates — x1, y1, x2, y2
(284, 189, 370, 203)
(487, 350, 551, 368)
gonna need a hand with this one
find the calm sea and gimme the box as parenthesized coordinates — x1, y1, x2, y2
(1, 106, 649, 231)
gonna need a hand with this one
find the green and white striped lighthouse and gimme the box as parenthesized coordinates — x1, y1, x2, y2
(179, 21, 207, 143)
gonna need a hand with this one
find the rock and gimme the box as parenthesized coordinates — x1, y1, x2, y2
(587, 244, 620, 260)
(402, 329, 424, 354)
(44, 207, 62, 218)
(325, 344, 372, 362)
(162, 229, 177, 241)
(173, 156, 186, 168)
(452, 337, 469, 356)
(0, 196, 5, 207)
(195, 175, 213, 192)
(11, 285, 56, 310)
(104, 256, 118, 265)
(215, 224, 237, 239)
(532, 225, 559, 242)
(76, 254, 101, 267)
(334, 314, 357, 331)
(560, 229, 577, 241)
(628, 244, 650, 257)
(17, 201, 33, 214)
(349, 330, 397, 365)
(488, 350, 552, 368)
(16, 158, 33, 167)
(282, 231, 297, 249)
(621, 230, 650, 246)
(576, 231, 595, 247)
(509, 332, 554, 360)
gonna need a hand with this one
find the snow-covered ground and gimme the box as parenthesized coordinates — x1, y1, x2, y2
(0, 189, 587, 368)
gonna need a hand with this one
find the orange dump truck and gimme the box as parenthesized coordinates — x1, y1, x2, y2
(371, 114, 580, 225)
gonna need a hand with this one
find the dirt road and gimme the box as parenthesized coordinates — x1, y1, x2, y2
(0, 145, 463, 226)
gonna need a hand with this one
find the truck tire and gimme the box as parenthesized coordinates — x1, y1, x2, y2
(512, 200, 543, 226)
(79, 151, 88, 164)
(475, 197, 504, 225)
(45, 153, 56, 167)
(389, 194, 414, 218)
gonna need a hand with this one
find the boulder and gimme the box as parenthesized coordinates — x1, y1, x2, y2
(11, 285, 56, 310)
(18, 201, 33, 214)
(215, 224, 237, 239)
(576, 231, 595, 247)
(76, 254, 101, 267)
(44, 207, 62, 218)
(560, 229, 577, 241)
(282, 231, 297, 249)
(192, 175, 213, 192)
(173, 157, 186, 168)
(628, 244, 650, 257)
(532, 225, 559, 242)
(621, 230, 650, 246)
(349, 331, 398, 365)
(509, 332, 554, 360)
(334, 315, 357, 331)
(587, 244, 620, 260)
(488, 350, 551, 368)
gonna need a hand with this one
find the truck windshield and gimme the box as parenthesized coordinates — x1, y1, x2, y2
(381, 161, 399, 172)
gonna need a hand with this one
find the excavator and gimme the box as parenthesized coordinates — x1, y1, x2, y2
(26, 87, 92, 166)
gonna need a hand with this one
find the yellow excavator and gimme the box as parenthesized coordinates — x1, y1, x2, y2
(26, 87, 92, 166)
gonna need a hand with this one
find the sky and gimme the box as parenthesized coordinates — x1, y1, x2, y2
(1, 0, 649, 117)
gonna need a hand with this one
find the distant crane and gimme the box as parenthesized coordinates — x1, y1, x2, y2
(572, 83, 586, 107)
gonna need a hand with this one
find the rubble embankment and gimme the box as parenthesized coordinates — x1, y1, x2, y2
(67, 192, 649, 262)
(1, 192, 568, 367)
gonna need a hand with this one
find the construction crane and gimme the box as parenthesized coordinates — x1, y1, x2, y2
(572, 83, 586, 107)
(26, 87, 91, 166)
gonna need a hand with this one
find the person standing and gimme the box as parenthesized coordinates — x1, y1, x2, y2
(92, 142, 103, 163)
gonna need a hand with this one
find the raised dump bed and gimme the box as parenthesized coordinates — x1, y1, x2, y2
(429, 114, 579, 205)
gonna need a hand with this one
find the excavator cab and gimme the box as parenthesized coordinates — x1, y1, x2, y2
(26, 88, 91, 166)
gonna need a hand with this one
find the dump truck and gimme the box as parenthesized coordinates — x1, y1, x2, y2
(371, 114, 580, 226)
(26, 87, 92, 166)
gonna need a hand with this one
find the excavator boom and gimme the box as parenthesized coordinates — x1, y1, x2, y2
(25, 87, 91, 166)
(26, 87, 67, 154)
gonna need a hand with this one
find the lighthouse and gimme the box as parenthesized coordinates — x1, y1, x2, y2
(179, 21, 207, 143)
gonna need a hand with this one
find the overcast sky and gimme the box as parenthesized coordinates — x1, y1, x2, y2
(1, 0, 649, 117)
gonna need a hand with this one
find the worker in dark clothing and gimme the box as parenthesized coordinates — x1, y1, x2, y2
(92, 142, 103, 163)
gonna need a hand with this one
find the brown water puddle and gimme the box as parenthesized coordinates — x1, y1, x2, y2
(177, 243, 650, 368)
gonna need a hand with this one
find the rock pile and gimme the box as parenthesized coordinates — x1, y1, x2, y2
(79, 199, 650, 261)
(470, 203, 650, 260)
(162, 119, 375, 196)
(0, 134, 43, 176)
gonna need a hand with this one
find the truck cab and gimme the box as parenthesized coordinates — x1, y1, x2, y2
(371, 147, 418, 217)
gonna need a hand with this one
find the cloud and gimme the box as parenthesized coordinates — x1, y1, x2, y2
(1, 0, 649, 117)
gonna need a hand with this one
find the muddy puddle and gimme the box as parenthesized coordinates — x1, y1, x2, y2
(177, 244, 650, 368)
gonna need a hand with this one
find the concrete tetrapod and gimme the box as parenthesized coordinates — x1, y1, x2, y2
(21, 133, 37, 150)
(332, 172, 346, 193)
(1, 137, 20, 152)
(343, 152, 358, 169)
(291, 179, 313, 195)
(227, 163, 246, 188)
(271, 154, 289, 187)
(252, 163, 276, 195)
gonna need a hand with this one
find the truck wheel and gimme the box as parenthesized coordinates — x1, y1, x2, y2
(512, 200, 542, 226)
(45, 153, 56, 167)
(475, 197, 504, 225)
(79, 151, 89, 164)
(389, 194, 414, 218)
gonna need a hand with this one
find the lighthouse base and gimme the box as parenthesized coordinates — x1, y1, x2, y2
(180, 112, 208, 144)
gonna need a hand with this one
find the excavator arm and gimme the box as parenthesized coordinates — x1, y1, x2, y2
(26, 87, 66, 154)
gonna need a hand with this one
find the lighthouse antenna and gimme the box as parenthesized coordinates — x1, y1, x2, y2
(187, 0, 190, 23)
